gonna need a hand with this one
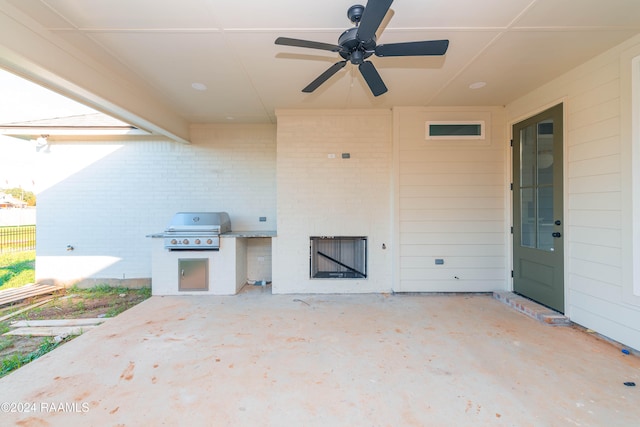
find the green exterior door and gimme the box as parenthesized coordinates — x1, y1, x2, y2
(512, 104, 564, 313)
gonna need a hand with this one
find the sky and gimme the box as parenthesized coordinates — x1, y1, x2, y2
(0, 69, 98, 191)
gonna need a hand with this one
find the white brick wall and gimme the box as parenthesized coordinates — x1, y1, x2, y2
(36, 124, 276, 286)
(246, 237, 272, 283)
(273, 109, 393, 293)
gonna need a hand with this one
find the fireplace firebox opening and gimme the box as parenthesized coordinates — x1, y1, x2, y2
(310, 236, 367, 279)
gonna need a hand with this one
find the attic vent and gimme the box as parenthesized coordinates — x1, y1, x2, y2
(426, 121, 485, 140)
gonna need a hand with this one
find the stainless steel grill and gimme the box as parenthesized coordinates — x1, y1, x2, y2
(162, 212, 231, 250)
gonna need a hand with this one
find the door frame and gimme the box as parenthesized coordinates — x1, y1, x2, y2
(509, 100, 568, 314)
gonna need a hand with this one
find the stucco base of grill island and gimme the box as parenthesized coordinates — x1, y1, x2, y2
(149, 236, 247, 296)
(147, 212, 245, 296)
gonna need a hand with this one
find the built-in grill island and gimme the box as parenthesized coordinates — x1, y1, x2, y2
(148, 212, 275, 296)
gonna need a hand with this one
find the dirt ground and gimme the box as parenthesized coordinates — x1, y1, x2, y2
(0, 287, 151, 367)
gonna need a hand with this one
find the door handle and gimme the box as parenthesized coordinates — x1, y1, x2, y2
(552, 232, 561, 238)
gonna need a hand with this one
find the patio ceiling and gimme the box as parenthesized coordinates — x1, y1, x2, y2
(1, 0, 640, 143)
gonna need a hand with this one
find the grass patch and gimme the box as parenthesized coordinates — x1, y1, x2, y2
(0, 336, 70, 378)
(0, 323, 12, 352)
(0, 251, 35, 290)
(69, 283, 151, 298)
(0, 338, 13, 352)
(15, 284, 152, 321)
(0, 284, 151, 378)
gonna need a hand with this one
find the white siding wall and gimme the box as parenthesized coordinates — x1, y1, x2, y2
(394, 107, 508, 292)
(36, 124, 276, 286)
(506, 34, 640, 350)
(273, 110, 393, 293)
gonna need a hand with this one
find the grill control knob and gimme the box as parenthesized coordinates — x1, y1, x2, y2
(170, 239, 177, 245)
(195, 239, 201, 245)
(207, 239, 213, 245)
(183, 239, 189, 245)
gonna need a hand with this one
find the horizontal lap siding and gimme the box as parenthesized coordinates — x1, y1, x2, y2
(401, 244, 505, 257)
(563, 60, 631, 343)
(507, 34, 640, 350)
(395, 107, 507, 292)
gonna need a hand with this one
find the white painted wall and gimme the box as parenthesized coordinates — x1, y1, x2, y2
(273, 109, 393, 294)
(506, 34, 640, 350)
(393, 107, 508, 292)
(0, 208, 36, 226)
(36, 124, 276, 286)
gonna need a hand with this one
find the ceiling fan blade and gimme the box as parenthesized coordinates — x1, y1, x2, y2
(302, 61, 347, 93)
(375, 40, 449, 57)
(359, 61, 387, 96)
(357, 0, 393, 43)
(275, 37, 343, 53)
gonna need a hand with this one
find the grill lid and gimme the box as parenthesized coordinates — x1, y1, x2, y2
(165, 212, 231, 234)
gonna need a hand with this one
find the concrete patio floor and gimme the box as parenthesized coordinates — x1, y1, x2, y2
(1, 289, 639, 426)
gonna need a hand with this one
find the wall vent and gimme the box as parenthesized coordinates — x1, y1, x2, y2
(426, 121, 485, 140)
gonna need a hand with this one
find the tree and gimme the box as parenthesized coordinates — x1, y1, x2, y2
(2, 187, 36, 206)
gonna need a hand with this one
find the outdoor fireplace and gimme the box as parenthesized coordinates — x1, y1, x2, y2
(310, 236, 367, 279)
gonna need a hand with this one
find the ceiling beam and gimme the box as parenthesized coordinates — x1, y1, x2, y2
(0, 3, 191, 144)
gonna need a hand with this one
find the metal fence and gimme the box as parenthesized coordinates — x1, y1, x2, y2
(0, 225, 36, 253)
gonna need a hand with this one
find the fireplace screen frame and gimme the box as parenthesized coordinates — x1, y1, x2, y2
(310, 236, 367, 279)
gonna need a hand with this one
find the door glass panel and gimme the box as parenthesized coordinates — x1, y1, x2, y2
(520, 188, 535, 248)
(537, 121, 554, 186)
(537, 186, 554, 251)
(537, 119, 554, 251)
(519, 119, 555, 252)
(520, 126, 535, 187)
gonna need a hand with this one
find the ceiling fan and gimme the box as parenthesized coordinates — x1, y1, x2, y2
(275, 0, 449, 97)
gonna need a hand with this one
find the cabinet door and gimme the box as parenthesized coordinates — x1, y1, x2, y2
(179, 259, 209, 291)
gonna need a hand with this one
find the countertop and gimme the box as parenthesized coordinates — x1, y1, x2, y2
(221, 231, 277, 238)
(146, 231, 276, 238)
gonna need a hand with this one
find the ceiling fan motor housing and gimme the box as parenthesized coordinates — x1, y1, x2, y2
(274, 0, 449, 96)
(338, 27, 375, 64)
